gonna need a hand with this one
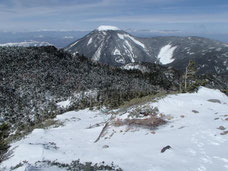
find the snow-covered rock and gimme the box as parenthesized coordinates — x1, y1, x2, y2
(56, 99, 71, 108)
(121, 63, 149, 73)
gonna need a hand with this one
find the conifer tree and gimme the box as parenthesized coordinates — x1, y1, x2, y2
(184, 60, 197, 91)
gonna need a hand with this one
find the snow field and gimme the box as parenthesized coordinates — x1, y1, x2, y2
(1, 87, 228, 171)
(157, 44, 177, 64)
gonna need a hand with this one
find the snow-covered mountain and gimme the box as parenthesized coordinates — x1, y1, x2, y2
(65, 25, 152, 66)
(65, 25, 228, 76)
(0, 40, 52, 47)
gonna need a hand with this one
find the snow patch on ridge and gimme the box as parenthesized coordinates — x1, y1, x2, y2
(117, 33, 124, 39)
(122, 63, 149, 73)
(87, 38, 93, 45)
(124, 40, 133, 52)
(157, 44, 177, 65)
(117, 33, 146, 49)
(113, 48, 121, 55)
(96, 25, 120, 31)
(66, 41, 78, 50)
(126, 35, 145, 49)
(92, 41, 104, 61)
(123, 40, 135, 62)
(115, 56, 125, 64)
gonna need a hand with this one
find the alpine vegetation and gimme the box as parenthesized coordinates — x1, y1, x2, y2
(0, 46, 184, 160)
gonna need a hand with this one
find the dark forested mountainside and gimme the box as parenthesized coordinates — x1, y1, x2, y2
(0, 46, 181, 131)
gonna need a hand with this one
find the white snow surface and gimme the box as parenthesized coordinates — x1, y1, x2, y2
(92, 41, 104, 61)
(117, 36, 138, 63)
(122, 64, 141, 70)
(96, 25, 120, 31)
(117, 33, 146, 49)
(122, 63, 149, 73)
(66, 41, 78, 50)
(113, 48, 121, 55)
(1, 87, 228, 171)
(0, 41, 51, 47)
(123, 41, 135, 62)
(56, 99, 71, 108)
(157, 44, 177, 64)
(117, 33, 150, 59)
(117, 33, 124, 39)
(115, 56, 126, 64)
(87, 37, 93, 45)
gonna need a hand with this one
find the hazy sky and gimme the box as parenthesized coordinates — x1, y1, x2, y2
(0, 0, 228, 33)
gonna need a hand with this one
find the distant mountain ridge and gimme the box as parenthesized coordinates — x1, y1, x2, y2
(65, 25, 228, 77)
(0, 40, 52, 47)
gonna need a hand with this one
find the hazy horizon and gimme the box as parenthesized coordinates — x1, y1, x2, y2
(0, 0, 228, 35)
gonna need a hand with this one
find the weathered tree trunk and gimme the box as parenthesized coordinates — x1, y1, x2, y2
(94, 122, 109, 143)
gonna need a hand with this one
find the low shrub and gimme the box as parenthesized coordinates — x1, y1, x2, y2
(113, 115, 167, 129)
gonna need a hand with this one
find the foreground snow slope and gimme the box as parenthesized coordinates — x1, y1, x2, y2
(1, 87, 228, 171)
